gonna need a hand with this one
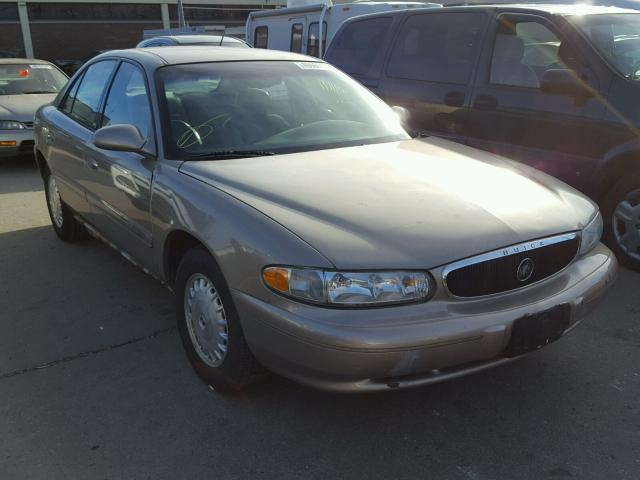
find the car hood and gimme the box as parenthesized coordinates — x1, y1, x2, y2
(179, 138, 597, 269)
(0, 94, 57, 123)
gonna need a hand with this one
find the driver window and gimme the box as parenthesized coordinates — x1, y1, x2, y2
(102, 62, 152, 138)
(490, 18, 568, 88)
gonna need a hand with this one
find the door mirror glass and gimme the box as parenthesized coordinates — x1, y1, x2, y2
(93, 124, 148, 155)
(540, 69, 591, 96)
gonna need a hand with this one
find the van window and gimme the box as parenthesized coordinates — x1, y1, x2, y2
(307, 22, 327, 57)
(387, 12, 487, 84)
(254, 26, 268, 49)
(490, 18, 565, 88)
(328, 17, 392, 76)
(291, 23, 303, 53)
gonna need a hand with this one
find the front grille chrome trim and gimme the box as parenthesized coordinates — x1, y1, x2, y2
(442, 232, 580, 299)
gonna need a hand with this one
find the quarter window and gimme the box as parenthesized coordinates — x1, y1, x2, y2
(102, 62, 152, 138)
(290, 23, 303, 53)
(254, 26, 268, 49)
(69, 60, 117, 129)
(307, 22, 327, 57)
(328, 17, 392, 76)
(387, 13, 487, 84)
(490, 18, 566, 88)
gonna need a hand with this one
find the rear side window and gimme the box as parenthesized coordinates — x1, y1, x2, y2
(60, 72, 83, 114)
(291, 23, 303, 53)
(307, 22, 327, 57)
(328, 17, 392, 76)
(387, 12, 487, 84)
(69, 60, 117, 129)
(102, 62, 152, 138)
(255, 26, 268, 48)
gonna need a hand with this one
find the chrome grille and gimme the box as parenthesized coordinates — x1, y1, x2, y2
(443, 233, 580, 298)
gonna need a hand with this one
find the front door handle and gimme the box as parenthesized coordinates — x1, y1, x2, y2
(444, 91, 466, 107)
(87, 159, 99, 171)
(473, 95, 498, 110)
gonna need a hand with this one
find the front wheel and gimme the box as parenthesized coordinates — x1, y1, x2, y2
(44, 172, 87, 242)
(174, 247, 263, 393)
(602, 172, 640, 271)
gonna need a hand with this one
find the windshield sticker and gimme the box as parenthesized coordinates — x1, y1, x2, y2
(29, 64, 53, 69)
(294, 62, 331, 70)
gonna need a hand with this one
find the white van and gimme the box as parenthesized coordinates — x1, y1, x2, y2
(245, 0, 440, 57)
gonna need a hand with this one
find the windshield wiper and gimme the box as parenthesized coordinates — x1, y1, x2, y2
(186, 150, 276, 160)
(22, 90, 57, 94)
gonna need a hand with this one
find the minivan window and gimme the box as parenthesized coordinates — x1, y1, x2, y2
(490, 19, 564, 88)
(307, 22, 327, 57)
(328, 17, 392, 76)
(102, 62, 151, 138)
(69, 60, 117, 129)
(254, 26, 268, 49)
(387, 13, 487, 85)
(573, 13, 640, 81)
(291, 23, 303, 53)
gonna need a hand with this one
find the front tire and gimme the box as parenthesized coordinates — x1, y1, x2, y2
(174, 247, 262, 393)
(44, 172, 87, 242)
(602, 172, 640, 271)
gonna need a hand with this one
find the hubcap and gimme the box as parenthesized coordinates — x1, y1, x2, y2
(47, 176, 64, 229)
(184, 274, 229, 367)
(612, 188, 640, 262)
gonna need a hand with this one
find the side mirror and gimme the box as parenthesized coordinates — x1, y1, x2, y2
(93, 124, 150, 156)
(540, 69, 592, 97)
(391, 105, 410, 125)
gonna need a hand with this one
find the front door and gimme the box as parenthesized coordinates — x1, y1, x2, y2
(467, 14, 610, 193)
(380, 11, 489, 142)
(84, 61, 156, 267)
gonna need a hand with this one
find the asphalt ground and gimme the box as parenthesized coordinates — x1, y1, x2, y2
(1, 157, 639, 479)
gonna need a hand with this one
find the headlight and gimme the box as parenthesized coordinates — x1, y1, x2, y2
(263, 267, 433, 306)
(580, 211, 603, 255)
(0, 120, 25, 130)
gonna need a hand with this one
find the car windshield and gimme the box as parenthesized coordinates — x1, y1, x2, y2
(573, 13, 640, 80)
(0, 63, 67, 95)
(157, 61, 409, 159)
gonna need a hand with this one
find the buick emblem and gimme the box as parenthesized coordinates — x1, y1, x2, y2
(516, 258, 535, 282)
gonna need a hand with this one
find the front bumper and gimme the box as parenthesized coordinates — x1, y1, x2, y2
(234, 243, 618, 392)
(0, 129, 34, 158)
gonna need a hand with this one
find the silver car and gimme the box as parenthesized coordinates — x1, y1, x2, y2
(0, 59, 67, 159)
(34, 47, 617, 393)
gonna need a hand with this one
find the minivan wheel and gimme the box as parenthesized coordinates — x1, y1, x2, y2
(44, 172, 87, 242)
(174, 247, 263, 393)
(602, 173, 640, 271)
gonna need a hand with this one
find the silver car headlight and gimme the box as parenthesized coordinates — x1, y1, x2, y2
(0, 120, 26, 130)
(579, 211, 603, 255)
(263, 267, 433, 307)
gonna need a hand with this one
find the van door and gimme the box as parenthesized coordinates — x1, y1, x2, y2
(379, 11, 489, 142)
(325, 15, 398, 94)
(289, 17, 307, 53)
(467, 13, 609, 192)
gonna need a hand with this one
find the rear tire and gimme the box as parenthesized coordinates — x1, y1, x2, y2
(174, 247, 263, 393)
(44, 171, 87, 242)
(601, 171, 640, 271)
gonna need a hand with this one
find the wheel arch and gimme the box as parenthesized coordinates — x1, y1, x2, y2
(163, 229, 219, 289)
(34, 149, 49, 180)
(596, 148, 640, 202)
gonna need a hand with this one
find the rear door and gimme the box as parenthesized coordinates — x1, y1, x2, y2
(379, 11, 489, 141)
(45, 60, 117, 217)
(325, 15, 398, 94)
(466, 13, 609, 191)
(83, 61, 156, 265)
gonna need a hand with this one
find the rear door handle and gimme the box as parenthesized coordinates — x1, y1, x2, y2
(473, 95, 498, 110)
(444, 91, 466, 107)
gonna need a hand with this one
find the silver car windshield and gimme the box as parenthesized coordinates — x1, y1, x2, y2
(574, 13, 640, 81)
(157, 61, 409, 159)
(0, 63, 67, 95)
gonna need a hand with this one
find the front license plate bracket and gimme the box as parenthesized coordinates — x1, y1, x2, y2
(503, 304, 571, 358)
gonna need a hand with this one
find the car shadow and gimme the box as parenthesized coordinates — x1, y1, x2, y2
(0, 155, 42, 195)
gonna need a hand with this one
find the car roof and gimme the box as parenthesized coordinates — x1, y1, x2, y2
(340, 3, 637, 19)
(0, 58, 54, 65)
(96, 46, 321, 69)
